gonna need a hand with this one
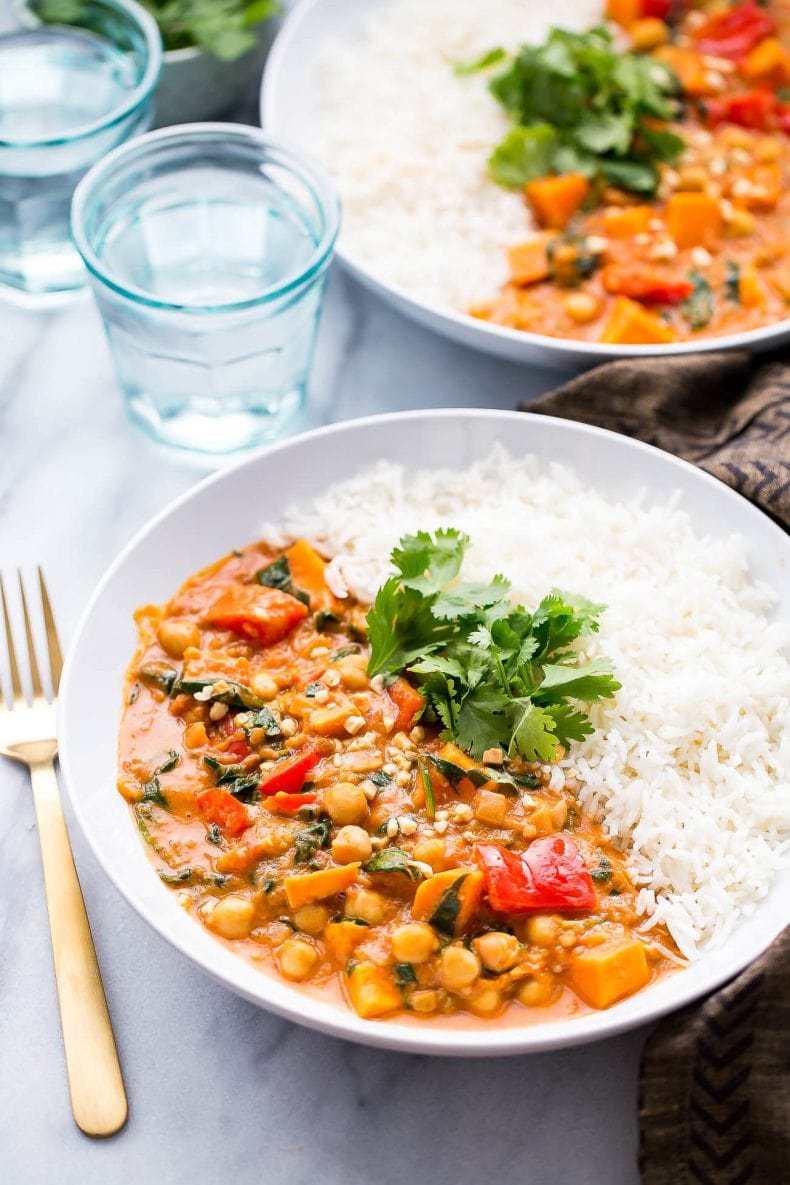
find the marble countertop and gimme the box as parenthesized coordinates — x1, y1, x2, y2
(0, 270, 649, 1185)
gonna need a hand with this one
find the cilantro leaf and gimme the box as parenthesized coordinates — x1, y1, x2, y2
(454, 46, 506, 76)
(506, 700, 560, 763)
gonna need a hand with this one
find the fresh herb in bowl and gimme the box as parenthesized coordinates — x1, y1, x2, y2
(366, 528, 620, 762)
(477, 25, 684, 196)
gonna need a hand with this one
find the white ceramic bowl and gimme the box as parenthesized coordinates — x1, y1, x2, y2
(59, 410, 790, 1055)
(261, 0, 790, 368)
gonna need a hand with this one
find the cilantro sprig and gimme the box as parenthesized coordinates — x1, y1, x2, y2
(484, 25, 684, 196)
(366, 529, 619, 762)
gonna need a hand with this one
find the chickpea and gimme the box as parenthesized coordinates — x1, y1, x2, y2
(157, 617, 200, 658)
(391, 922, 439, 965)
(323, 781, 369, 826)
(412, 837, 446, 870)
(439, 945, 481, 993)
(278, 937, 319, 982)
(205, 896, 255, 940)
(630, 17, 668, 51)
(473, 931, 521, 973)
(345, 889, 386, 925)
(724, 207, 756, 237)
(563, 292, 600, 324)
(250, 671, 278, 702)
(410, 990, 440, 1014)
(335, 653, 369, 691)
(466, 984, 502, 1017)
(525, 914, 558, 947)
(676, 164, 709, 192)
(331, 824, 372, 864)
(517, 974, 557, 1007)
(293, 903, 330, 935)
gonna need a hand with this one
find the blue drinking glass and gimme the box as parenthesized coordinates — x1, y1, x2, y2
(0, 0, 162, 299)
(71, 123, 341, 454)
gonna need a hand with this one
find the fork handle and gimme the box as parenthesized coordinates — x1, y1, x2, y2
(30, 759, 128, 1136)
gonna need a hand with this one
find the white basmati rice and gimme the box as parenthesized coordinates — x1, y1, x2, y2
(318, 0, 604, 310)
(270, 448, 790, 958)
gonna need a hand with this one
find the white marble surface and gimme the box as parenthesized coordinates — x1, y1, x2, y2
(0, 269, 650, 1185)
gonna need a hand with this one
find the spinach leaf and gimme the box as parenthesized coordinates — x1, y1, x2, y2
(175, 677, 264, 710)
(394, 962, 418, 987)
(725, 259, 741, 302)
(429, 874, 468, 937)
(202, 756, 260, 803)
(681, 270, 715, 330)
(315, 610, 341, 632)
(158, 867, 193, 885)
(138, 660, 178, 694)
(363, 847, 427, 883)
(206, 823, 223, 846)
(368, 770, 393, 789)
(256, 555, 309, 607)
(304, 681, 323, 698)
(293, 818, 332, 867)
(156, 749, 180, 774)
(142, 776, 166, 806)
(244, 706, 282, 740)
(591, 855, 613, 884)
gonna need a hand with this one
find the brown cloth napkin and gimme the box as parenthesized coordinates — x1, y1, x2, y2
(520, 350, 789, 1185)
(521, 349, 790, 529)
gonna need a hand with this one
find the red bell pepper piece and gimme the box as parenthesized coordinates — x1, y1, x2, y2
(196, 787, 250, 837)
(475, 836, 596, 913)
(705, 88, 778, 130)
(693, 1, 775, 61)
(258, 745, 322, 796)
(263, 792, 318, 815)
(601, 265, 694, 305)
(780, 106, 790, 136)
(205, 584, 308, 646)
(642, 0, 673, 19)
(387, 676, 426, 732)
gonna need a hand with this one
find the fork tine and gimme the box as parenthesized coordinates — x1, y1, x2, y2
(18, 571, 44, 700)
(38, 568, 63, 693)
(0, 574, 23, 705)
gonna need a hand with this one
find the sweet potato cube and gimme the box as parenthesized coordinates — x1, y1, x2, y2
(665, 192, 723, 249)
(284, 863, 360, 909)
(741, 37, 790, 85)
(507, 237, 550, 285)
(525, 172, 590, 230)
(347, 964, 402, 1019)
(603, 205, 655, 239)
(600, 297, 676, 345)
(325, 920, 369, 963)
(206, 584, 308, 645)
(285, 539, 327, 595)
(569, 939, 651, 1009)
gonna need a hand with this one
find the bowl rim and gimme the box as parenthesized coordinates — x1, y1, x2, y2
(260, 0, 790, 360)
(57, 408, 790, 1056)
(1, 0, 162, 149)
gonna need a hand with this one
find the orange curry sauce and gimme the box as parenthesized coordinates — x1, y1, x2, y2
(473, 1, 790, 344)
(119, 540, 678, 1025)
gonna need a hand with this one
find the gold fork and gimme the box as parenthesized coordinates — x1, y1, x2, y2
(0, 570, 127, 1136)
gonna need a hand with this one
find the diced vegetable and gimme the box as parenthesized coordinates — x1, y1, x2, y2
(680, 270, 715, 330)
(665, 192, 723, 248)
(262, 792, 318, 815)
(387, 676, 426, 732)
(412, 868, 485, 936)
(284, 862, 360, 909)
(196, 787, 250, 837)
(692, 1, 775, 62)
(600, 296, 676, 344)
(285, 539, 328, 595)
(741, 38, 790, 86)
(525, 173, 591, 230)
(738, 264, 767, 308)
(325, 919, 369, 962)
(507, 237, 551, 285)
(568, 939, 650, 1008)
(475, 836, 596, 913)
(705, 89, 778, 132)
(258, 745, 322, 796)
(733, 163, 782, 210)
(603, 205, 655, 238)
(601, 265, 693, 304)
(346, 963, 402, 1019)
(205, 584, 308, 645)
(605, 0, 641, 27)
(653, 45, 714, 97)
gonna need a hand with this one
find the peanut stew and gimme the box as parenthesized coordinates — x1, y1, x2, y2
(471, 1, 790, 344)
(119, 537, 679, 1024)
